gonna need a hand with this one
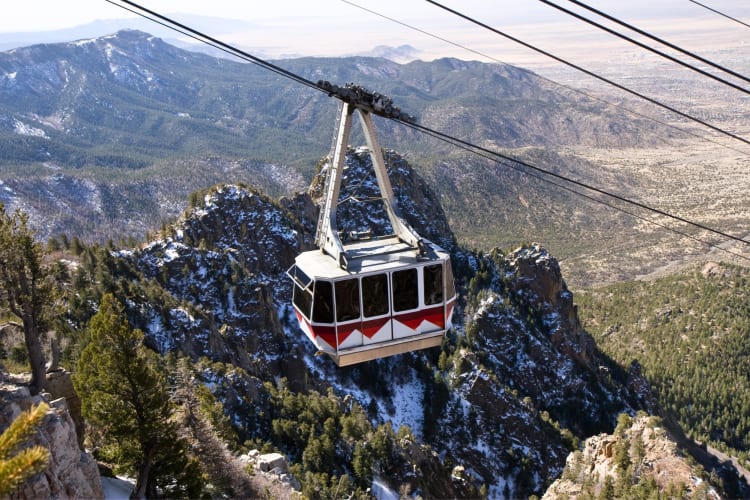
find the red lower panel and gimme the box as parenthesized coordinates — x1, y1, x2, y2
(297, 301, 454, 349)
(334, 323, 358, 344)
(361, 317, 390, 338)
(394, 305, 446, 330)
(307, 322, 336, 347)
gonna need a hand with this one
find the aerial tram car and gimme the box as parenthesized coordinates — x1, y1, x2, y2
(287, 82, 457, 367)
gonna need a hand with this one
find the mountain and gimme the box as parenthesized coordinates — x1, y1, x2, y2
(0, 29, 664, 165)
(33, 147, 743, 498)
(0, 30, 677, 285)
(0, 16, 254, 52)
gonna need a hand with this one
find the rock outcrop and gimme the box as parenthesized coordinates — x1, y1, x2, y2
(544, 414, 721, 499)
(44, 369, 84, 450)
(240, 450, 300, 493)
(308, 147, 457, 251)
(0, 375, 103, 499)
(120, 184, 310, 380)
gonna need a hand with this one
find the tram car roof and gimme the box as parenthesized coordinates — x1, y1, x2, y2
(293, 236, 450, 280)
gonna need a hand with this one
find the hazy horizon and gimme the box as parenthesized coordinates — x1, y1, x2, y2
(2, 0, 749, 69)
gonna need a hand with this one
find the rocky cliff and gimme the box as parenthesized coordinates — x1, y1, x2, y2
(0, 373, 103, 499)
(544, 413, 720, 499)
(418, 244, 660, 496)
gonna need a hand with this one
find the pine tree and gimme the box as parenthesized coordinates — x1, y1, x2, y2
(73, 294, 201, 499)
(0, 204, 51, 395)
(0, 402, 50, 496)
(598, 475, 615, 500)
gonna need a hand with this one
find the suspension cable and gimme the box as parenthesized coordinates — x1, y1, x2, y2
(566, 0, 750, 84)
(424, 0, 750, 149)
(687, 0, 750, 30)
(341, 0, 750, 157)
(413, 123, 750, 262)
(401, 119, 750, 248)
(539, 0, 750, 91)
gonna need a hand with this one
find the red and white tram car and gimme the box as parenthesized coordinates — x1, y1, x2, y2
(288, 83, 457, 366)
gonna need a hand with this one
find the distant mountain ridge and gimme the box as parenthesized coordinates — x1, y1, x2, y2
(0, 29, 667, 163)
(0, 30, 665, 282)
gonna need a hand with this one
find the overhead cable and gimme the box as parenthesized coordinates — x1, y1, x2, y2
(401, 119, 750, 249)
(566, 0, 750, 84)
(341, 0, 750, 158)
(405, 120, 750, 262)
(541, 0, 750, 90)
(425, 0, 750, 149)
(104, 0, 750, 258)
(687, 0, 750, 30)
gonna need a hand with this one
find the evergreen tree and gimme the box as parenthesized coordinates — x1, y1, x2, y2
(73, 294, 201, 498)
(0, 204, 51, 395)
(598, 475, 615, 500)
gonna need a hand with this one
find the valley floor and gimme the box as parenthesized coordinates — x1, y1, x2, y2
(558, 131, 750, 288)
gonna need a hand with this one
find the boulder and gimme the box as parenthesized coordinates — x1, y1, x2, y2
(257, 452, 288, 474)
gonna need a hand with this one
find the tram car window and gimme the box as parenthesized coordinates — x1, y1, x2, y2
(312, 281, 334, 323)
(424, 264, 443, 305)
(335, 278, 361, 322)
(362, 274, 389, 317)
(392, 268, 418, 311)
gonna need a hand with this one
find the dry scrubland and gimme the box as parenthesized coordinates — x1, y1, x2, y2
(560, 136, 750, 288)
(533, 37, 750, 288)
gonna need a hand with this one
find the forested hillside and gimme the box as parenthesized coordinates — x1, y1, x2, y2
(3, 149, 716, 498)
(577, 262, 750, 470)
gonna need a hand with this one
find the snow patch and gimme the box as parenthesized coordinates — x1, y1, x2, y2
(102, 475, 134, 499)
(71, 38, 97, 47)
(387, 373, 425, 438)
(13, 119, 48, 138)
(164, 245, 181, 262)
(371, 478, 399, 500)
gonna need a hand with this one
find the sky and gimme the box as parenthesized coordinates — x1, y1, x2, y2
(1, 0, 749, 67)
